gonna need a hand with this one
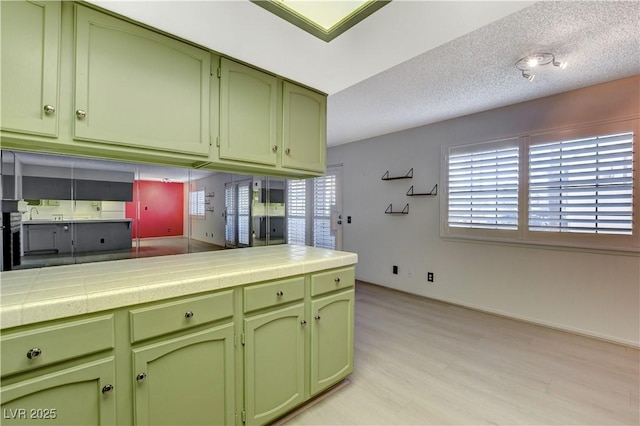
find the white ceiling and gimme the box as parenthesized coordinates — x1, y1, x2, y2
(87, 1, 640, 148)
(5, 1, 638, 182)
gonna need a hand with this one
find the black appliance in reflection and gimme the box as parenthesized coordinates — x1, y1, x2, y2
(2, 210, 21, 271)
(258, 217, 284, 239)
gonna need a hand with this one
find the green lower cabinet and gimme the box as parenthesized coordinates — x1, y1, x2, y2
(310, 289, 355, 396)
(131, 324, 235, 426)
(0, 357, 116, 425)
(243, 304, 305, 426)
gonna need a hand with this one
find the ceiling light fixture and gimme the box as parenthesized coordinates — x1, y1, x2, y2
(515, 53, 568, 81)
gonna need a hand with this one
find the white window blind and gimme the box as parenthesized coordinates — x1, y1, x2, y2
(237, 183, 250, 245)
(448, 143, 519, 230)
(225, 185, 236, 245)
(286, 179, 307, 246)
(529, 132, 634, 235)
(313, 174, 336, 249)
(189, 190, 205, 217)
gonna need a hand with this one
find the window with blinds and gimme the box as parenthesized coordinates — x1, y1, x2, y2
(313, 173, 336, 249)
(286, 179, 307, 246)
(237, 183, 250, 246)
(444, 119, 637, 251)
(225, 185, 236, 245)
(529, 132, 634, 235)
(447, 141, 519, 230)
(286, 169, 339, 250)
(189, 190, 205, 217)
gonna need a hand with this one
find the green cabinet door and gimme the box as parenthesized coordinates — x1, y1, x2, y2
(0, 357, 116, 425)
(244, 304, 305, 425)
(219, 58, 278, 166)
(282, 82, 327, 173)
(74, 5, 211, 156)
(0, 0, 60, 137)
(131, 324, 235, 426)
(310, 289, 354, 396)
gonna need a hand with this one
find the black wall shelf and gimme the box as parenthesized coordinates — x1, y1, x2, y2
(385, 203, 409, 215)
(381, 168, 413, 180)
(406, 184, 438, 196)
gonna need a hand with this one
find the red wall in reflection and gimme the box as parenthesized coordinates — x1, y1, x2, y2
(125, 181, 184, 238)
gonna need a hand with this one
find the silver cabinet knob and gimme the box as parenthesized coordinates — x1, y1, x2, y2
(276, 291, 284, 297)
(300, 320, 307, 326)
(43, 105, 55, 115)
(185, 311, 194, 319)
(26, 348, 42, 359)
(76, 109, 87, 119)
(272, 145, 278, 153)
(285, 148, 291, 155)
(136, 373, 147, 383)
(101, 384, 114, 395)
(63, 225, 69, 231)
(334, 277, 341, 284)
(314, 315, 321, 320)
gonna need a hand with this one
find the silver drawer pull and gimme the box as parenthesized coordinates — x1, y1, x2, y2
(185, 311, 194, 319)
(43, 105, 55, 115)
(334, 277, 341, 284)
(276, 291, 284, 297)
(314, 315, 321, 320)
(101, 384, 114, 395)
(300, 320, 307, 326)
(26, 348, 42, 359)
(272, 145, 278, 153)
(136, 373, 147, 383)
(76, 109, 87, 119)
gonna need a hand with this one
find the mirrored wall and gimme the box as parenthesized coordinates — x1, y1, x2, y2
(0, 150, 300, 271)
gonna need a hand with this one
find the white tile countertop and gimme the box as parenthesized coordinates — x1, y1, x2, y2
(0, 245, 357, 330)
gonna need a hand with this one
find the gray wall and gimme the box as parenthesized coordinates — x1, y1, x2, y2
(328, 75, 640, 347)
(188, 173, 230, 247)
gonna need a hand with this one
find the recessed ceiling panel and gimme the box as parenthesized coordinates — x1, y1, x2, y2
(252, 0, 391, 42)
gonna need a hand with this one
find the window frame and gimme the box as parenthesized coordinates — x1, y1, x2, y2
(189, 188, 205, 218)
(441, 118, 639, 253)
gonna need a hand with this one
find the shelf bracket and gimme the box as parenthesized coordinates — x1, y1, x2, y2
(406, 184, 438, 196)
(381, 168, 413, 180)
(385, 203, 409, 215)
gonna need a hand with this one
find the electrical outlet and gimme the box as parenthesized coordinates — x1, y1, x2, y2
(393, 265, 398, 275)
(427, 272, 434, 282)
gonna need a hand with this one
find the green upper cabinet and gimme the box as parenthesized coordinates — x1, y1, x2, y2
(282, 82, 326, 173)
(74, 5, 211, 156)
(219, 58, 279, 166)
(0, 0, 61, 137)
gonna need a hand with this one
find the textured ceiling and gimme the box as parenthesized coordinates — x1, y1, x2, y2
(327, 1, 640, 146)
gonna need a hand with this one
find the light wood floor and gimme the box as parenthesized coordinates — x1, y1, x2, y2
(285, 281, 640, 425)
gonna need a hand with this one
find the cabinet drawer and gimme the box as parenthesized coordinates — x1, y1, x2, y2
(130, 290, 233, 343)
(1, 315, 115, 377)
(244, 277, 305, 313)
(311, 267, 355, 297)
